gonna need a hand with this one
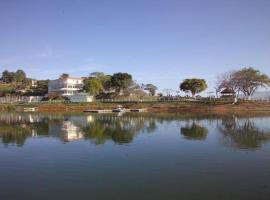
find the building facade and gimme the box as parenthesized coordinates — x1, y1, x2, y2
(48, 77, 84, 96)
(68, 93, 93, 102)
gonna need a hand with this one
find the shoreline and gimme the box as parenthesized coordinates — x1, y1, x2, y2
(1, 101, 270, 115)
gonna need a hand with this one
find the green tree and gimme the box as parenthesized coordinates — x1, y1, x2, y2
(144, 84, 158, 96)
(89, 72, 105, 78)
(180, 78, 207, 97)
(60, 73, 69, 79)
(234, 67, 270, 99)
(32, 80, 49, 95)
(84, 78, 104, 95)
(14, 70, 26, 82)
(2, 70, 14, 83)
(1, 69, 27, 83)
(110, 73, 133, 93)
(217, 67, 270, 99)
(83, 72, 112, 96)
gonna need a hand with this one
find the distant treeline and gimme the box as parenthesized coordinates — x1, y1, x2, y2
(0, 69, 48, 97)
(1, 67, 269, 99)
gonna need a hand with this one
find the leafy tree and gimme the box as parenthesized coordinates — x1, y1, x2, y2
(2, 70, 15, 83)
(84, 72, 112, 96)
(89, 72, 105, 78)
(180, 79, 207, 97)
(157, 92, 163, 97)
(143, 84, 158, 96)
(110, 73, 133, 93)
(32, 80, 49, 95)
(1, 69, 27, 83)
(216, 71, 237, 95)
(14, 70, 26, 82)
(103, 75, 113, 91)
(60, 73, 69, 79)
(234, 67, 270, 99)
(84, 78, 104, 95)
(217, 67, 270, 99)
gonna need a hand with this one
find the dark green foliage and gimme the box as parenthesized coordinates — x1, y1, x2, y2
(181, 123, 208, 140)
(1, 69, 27, 83)
(31, 80, 49, 96)
(83, 72, 111, 96)
(143, 84, 158, 96)
(180, 79, 207, 97)
(110, 73, 133, 93)
(217, 67, 270, 99)
(60, 73, 69, 79)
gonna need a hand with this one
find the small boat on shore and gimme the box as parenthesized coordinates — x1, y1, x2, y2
(23, 107, 37, 112)
(112, 105, 125, 113)
(83, 106, 146, 113)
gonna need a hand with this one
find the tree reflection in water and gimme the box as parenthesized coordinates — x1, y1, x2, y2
(180, 121, 208, 140)
(0, 123, 32, 146)
(0, 113, 158, 146)
(2, 112, 270, 150)
(82, 115, 157, 145)
(219, 117, 270, 150)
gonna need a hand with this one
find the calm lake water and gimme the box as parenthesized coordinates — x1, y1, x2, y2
(1, 112, 270, 200)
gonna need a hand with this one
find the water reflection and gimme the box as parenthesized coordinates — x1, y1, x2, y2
(0, 113, 158, 146)
(1, 112, 270, 150)
(218, 117, 270, 150)
(82, 115, 157, 144)
(180, 121, 208, 140)
(0, 123, 32, 146)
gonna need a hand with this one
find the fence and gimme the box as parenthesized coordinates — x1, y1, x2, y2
(1, 96, 270, 104)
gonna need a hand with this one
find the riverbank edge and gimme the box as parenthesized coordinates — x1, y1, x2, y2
(1, 101, 270, 115)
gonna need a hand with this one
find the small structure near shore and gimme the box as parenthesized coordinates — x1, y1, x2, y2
(23, 107, 37, 112)
(220, 88, 236, 98)
(84, 107, 146, 113)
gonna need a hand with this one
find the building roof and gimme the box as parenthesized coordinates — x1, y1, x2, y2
(220, 88, 235, 94)
(61, 77, 83, 80)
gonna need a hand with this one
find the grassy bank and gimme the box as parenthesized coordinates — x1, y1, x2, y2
(1, 101, 270, 114)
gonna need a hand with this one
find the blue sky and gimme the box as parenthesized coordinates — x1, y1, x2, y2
(0, 0, 270, 94)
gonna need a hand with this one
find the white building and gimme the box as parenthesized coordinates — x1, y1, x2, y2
(48, 76, 84, 96)
(68, 93, 93, 102)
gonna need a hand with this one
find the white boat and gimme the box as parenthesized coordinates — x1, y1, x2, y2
(23, 107, 37, 112)
(112, 105, 125, 113)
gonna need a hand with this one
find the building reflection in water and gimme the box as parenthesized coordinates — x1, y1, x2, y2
(0, 113, 158, 146)
(1, 112, 270, 150)
(61, 121, 84, 142)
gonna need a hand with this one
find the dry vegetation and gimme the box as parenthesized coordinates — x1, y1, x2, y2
(2, 101, 270, 115)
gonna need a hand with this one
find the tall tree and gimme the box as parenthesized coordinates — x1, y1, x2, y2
(110, 73, 133, 93)
(32, 80, 49, 95)
(143, 84, 158, 96)
(1, 69, 27, 83)
(217, 67, 270, 99)
(83, 78, 104, 95)
(14, 70, 26, 82)
(60, 73, 69, 79)
(84, 72, 112, 96)
(2, 70, 14, 83)
(234, 67, 270, 99)
(180, 79, 207, 97)
(89, 72, 105, 78)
